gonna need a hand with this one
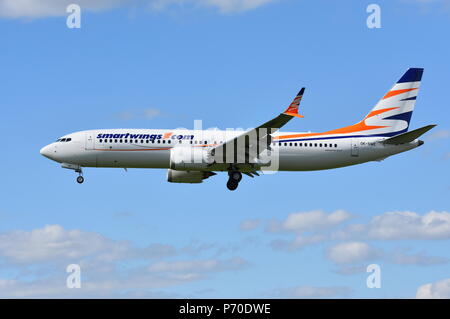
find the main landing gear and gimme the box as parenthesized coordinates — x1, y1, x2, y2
(226, 171, 242, 191)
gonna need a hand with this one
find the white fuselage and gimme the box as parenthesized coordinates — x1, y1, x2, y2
(40, 129, 420, 172)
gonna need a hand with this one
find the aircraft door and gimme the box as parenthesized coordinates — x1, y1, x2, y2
(85, 132, 95, 150)
(351, 138, 359, 157)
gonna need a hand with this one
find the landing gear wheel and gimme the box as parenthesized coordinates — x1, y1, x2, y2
(229, 171, 242, 182)
(226, 180, 238, 191)
(76, 176, 84, 184)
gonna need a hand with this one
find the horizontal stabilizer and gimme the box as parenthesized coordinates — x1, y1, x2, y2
(383, 124, 436, 144)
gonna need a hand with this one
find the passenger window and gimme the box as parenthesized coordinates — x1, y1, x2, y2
(125, 140, 127, 143)
(314, 143, 317, 147)
(163, 140, 166, 144)
(289, 143, 292, 146)
(99, 139, 103, 143)
(309, 143, 312, 147)
(324, 143, 327, 147)
(115, 139, 118, 143)
(335, 144, 337, 147)
(204, 141, 207, 144)
(294, 143, 297, 146)
(300, 143, 303, 146)
(168, 140, 171, 144)
(110, 139, 113, 143)
(284, 143, 287, 146)
(120, 139, 123, 143)
(190, 141, 193, 144)
(146, 140, 149, 144)
(157, 140, 160, 144)
(320, 143, 322, 147)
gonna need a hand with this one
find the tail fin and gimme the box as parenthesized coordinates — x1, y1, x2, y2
(363, 68, 423, 136)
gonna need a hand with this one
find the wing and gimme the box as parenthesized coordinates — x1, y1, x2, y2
(210, 88, 305, 164)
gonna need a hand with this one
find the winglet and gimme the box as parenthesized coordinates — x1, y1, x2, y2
(283, 87, 305, 118)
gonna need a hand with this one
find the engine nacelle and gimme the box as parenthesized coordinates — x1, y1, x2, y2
(167, 169, 216, 184)
(169, 146, 212, 170)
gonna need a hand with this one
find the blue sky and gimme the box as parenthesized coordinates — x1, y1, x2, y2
(0, 0, 449, 298)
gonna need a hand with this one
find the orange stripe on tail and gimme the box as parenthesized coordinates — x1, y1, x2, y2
(383, 88, 417, 100)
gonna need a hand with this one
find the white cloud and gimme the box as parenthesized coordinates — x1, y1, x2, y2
(0, 225, 177, 264)
(239, 219, 261, 231)
(416, 278, 450, 299)
(265, 210, 352, 251)
(326, 241, 380, 264)
(0, 0, 276, 18)
(151, 0, 276, 13)
(116, 108, 163, 121)
(0, 225, 248, 297)
(270, 234, 326, 251)
(273, 285, 351, 298)
(366, 211, 450, 240)
(327, 242, 447, 267)
(268, 210, 352, 234)
(0, 271, 202, 298)
(0, 0, 125, 18)
(333, 265, 368, 275)
(388, 249, 448, 266)
(404, 0, 450, 9)
(334, 211, 450, 240)
(265, 210, 450, 249)
(0, 224, 133, 263)
(148, 257, 247, 272)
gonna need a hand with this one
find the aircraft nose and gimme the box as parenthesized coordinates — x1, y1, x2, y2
(40, 144, 54, 159)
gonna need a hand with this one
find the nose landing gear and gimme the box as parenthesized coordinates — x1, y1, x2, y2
(61, 163, 85, 184)
(75, 168, 84, 184)
(227, 170, 242, 191)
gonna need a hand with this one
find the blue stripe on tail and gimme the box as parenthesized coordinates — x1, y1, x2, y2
(400, 96, 417, 101)
(397, 68, 424, 83)
(382, 111, 413, 134)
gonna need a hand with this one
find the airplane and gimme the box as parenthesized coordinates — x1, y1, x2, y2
(40, 68, 435, 191)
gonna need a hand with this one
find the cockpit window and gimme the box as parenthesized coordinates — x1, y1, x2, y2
(66, 138, 72, 142)
(56, 138, 72, 142)
(61, 138, 67, 142)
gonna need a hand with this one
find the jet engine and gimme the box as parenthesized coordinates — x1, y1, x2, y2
(167, 169, 216, 184)
(169, 146, 212, 170)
